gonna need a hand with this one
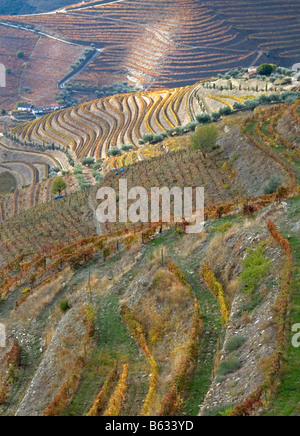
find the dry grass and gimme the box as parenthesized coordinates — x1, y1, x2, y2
(257, 356, 273, 377)
(223, 225, 240, 242)
(206, 234, 227, 274)
(127, 266, 195, 403)
(149, 246, 168, 267)
(10, 271, 70, 326)
(226, 279, 239, 303)
(178, 231, 207, 258)
(43, 326, 57, 350)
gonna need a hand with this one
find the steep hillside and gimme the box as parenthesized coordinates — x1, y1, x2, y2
(8, 76, 297, 160)
(0, 0, 299, 107)
(0, 194, 299, 416)
(0, 95, 299, 415)
(0, 0, 79, 15)
(0, 25, 85, 109)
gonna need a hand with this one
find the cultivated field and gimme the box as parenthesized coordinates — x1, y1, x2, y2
(10, 76, 294, 160)
(0, 25, 85, 109)
(0, 99, 299, 416)
(1, 0, 299, 95)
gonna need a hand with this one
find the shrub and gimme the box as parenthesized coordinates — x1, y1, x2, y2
(257, 63, 276, 76)
(121, 144, 134, 151)
(60, 299, 70, 313)
(184, 121, 198, 132)
(152, 270, 166, 288)
(263, 175, 282, 195)
(225, 335, 246, 352)
(240, 244, 270, 294)
(79, 181, 91, 191)
(196, 113, 211, 124)
(190, 124, 219, 153)
(219, 106, 232, 116)
(82, 157, 95, 167)
(74, 165, 83, 175)
(151, 133, 165, 144)
(16, 50, 25, 59)
(93, 172, 104, 183)
(211, 112, 221, 121)
(233, 102, 245, 110)
(244, 99, 260, 110)
(91, 162, 102, 170)
(218, 357, 241, 376)
(51, 177, 66, 196)
(108, 146, 122, 156)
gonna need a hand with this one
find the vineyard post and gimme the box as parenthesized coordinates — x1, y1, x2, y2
(87, 271, 94, 306)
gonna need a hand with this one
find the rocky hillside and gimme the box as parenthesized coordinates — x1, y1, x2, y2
(0, 0, 78, 15)
(0, 95, 299, 415)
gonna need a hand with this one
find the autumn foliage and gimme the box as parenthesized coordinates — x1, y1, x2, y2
(0, 340, 21, 404)
(121, 305, 159, 416)
(230, 222, 292, 416)
(41, 357, 85, 416)
(86, 361, 119, 416)
(201, 263, 230, 324)
(159, 300, 202, 416)
(103, 364, 129, 417)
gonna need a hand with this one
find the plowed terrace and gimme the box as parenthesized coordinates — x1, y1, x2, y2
(1, 0, 299, 95)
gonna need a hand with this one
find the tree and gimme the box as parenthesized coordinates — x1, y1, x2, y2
(263, 175, 282, 195)
(121, 144, 134, 151)
(52, 177, 67, 196)
(190, 124, 219, 154)
(16, 50, 25, 59)
(108, 146, 122, 157)
(196, 113, 211, 124)
(82, 157, 95, 167)
(257, 63, 276, 76)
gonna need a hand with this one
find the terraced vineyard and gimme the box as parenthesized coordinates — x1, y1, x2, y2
(0, 26, 39, 108)
(0, 188, 94, 266)
(11, 85, 198, 159)
(0, 136, 70, 185)
(0, 24, 85, 108)
(0, 98, 299, 416)
(244, 102, 300, 183)
(2, 0, 299, 95)
(205, 0, 300, 61)
(11, 78, 286, 160)
(1, 0, 300, 419)
(0, 173, 81, 224)
(3, 101, 297, 261)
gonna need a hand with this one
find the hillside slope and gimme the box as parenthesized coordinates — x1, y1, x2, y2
(0, 0, 79, 15)
(8, 76, 297, 160)
(0, 0, 299, 107)
(0, 195, 299, 416)
(0, 97, 299, 415)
